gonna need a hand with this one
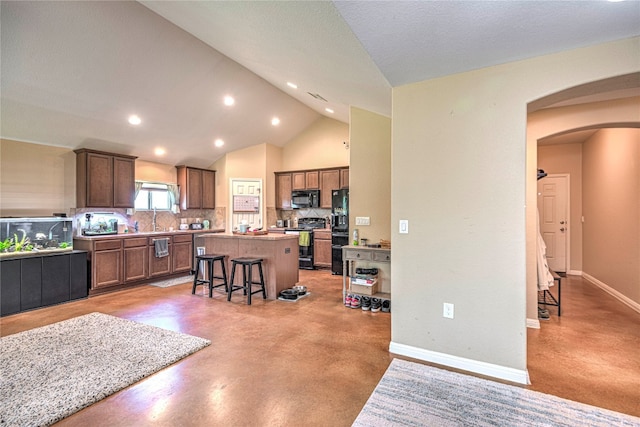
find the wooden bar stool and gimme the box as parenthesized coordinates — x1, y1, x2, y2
(192, 254, 228, 298)
(227, 258, 266, 305)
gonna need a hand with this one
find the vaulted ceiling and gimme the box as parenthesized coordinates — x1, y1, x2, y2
(1, 1, 638, 167)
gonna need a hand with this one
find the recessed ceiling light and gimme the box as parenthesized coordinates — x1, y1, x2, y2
(287, 82, 298, 89)
(154, 147, 165, 156)
(271, 117, 280, 126)
(325, 108, 334, 114)
(224, 95, 235, 106)
(214, 139, 224, 147)
(128, 115, 142, 125)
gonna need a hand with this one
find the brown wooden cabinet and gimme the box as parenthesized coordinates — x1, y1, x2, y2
(292, 171, 319, 190)
(75, 149, 136, 208)
(320, 169, 340, 208)
(275, 173, 292, 210)
(172, 234, 193, 273)
(340, 168, 349, 189)
(176, 166, 216, 210)
(313, 229, 332, 268)
(123, 238, 148, 283)
(148, 237, 172, 277)
(92, 239, 122, 289)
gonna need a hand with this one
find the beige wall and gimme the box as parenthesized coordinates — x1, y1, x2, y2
(281, 116, 349, 171)
(136, 160, 177, 184)
(392, 37, 639, 382)
(0, 139, 75, 217)
(583, 128, 639, 304)
(349, 107, 392, 291)
(537, 143, 583, 271)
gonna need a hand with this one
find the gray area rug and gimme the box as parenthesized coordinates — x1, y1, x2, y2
(0, 312, 210, 427)
(353, 358, 640, 427)
(147, 275, 192, 288)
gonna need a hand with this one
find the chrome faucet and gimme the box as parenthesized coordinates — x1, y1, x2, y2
(152, 207, 158, 231)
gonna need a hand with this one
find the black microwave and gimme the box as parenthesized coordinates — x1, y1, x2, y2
(291, 190, 320, 209)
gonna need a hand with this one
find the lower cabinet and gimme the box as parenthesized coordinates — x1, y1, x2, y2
(172, 234, 193, 273)
(0, 251, 88, 317)
(314, 229, 332, 268)
(149, 242, 172, 277)
(124, 238, 148, 283)
(75, 234, 194, 292)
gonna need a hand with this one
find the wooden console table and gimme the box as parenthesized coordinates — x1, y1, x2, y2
(342, 245, 391, 301)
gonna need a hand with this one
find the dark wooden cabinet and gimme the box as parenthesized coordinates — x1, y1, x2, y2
(75, 149, 136, 208)
(1, 260, 21, 316)
(320, 169, 340, 208)
(306, 171, 320, 189)
(202, 169, 216, 209)
(313, 229, 332, 268)
(149, 244, 172, 278)
(177, 166, 216, 210)
(172, 235, 193, 273)
(292, 172, 306, 190)
(1, 252, 88, 317)
(93, 239, 123, 289)
(275, 173, 292, 210)
(123, 238, 148, 283)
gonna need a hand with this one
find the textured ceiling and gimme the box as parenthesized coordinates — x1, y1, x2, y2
(1, 1, 639, 167)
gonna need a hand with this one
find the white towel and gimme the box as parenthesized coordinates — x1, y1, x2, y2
(154, 238, 169, 258)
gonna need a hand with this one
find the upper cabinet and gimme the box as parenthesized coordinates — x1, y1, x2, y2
(176, 166, 216, 210)
(292, 171, 319, 190)
(275, 173, 292, 210)
(319, 169, 340, 208)
(276, 166, 348, 210)
(75, 149, 137, 208)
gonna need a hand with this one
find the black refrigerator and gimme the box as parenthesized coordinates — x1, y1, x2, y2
(331, 189, 349, 275)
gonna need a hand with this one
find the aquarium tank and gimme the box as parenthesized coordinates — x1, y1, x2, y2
(0, 216, 73, 256)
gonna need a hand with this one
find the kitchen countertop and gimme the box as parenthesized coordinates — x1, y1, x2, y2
(195, 232, 298, 241)
(73, 229, 225, 240)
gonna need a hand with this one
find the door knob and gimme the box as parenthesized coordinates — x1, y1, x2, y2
(560, 221, 566, 225)
(560, 227, 565, 232)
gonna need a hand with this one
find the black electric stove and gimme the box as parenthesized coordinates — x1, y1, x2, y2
(284, 217, 327, 269)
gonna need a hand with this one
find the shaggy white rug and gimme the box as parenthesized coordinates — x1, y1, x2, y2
(0, 312, 210, 426)
(353, 358, 640, 427)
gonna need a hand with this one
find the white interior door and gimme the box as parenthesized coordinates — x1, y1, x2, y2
(537, 174, 569, 272)
(230, 179, 263, 231)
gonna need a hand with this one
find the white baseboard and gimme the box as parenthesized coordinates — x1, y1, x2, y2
(388, 341, 530, 385)
(582, 273, 640, 314)
(568, 269, 582, 276)
(526, 318, 540, 329)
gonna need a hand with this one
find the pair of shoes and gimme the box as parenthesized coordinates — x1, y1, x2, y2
(344, 294, 353, 306)
(361, 296, 371, 311)
(381, 299, 391, 313)
(350, 295, 361, 309)
(371, 298, 382, 312)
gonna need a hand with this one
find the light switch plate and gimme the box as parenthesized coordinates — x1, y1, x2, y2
(399, 219, 408, 234)
(355, 216, 370, 226)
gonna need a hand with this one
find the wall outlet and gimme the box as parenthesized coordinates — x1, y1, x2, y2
(399, 219, 408, 234)
(443, 303, 454, 319)
(355, 216, 370, 226)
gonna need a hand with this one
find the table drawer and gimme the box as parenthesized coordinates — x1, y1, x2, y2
(343, 249, 372, 261)
(373, 251, 391, 262)
(95, 239, 122, 251)
(124, 237, 147, 248)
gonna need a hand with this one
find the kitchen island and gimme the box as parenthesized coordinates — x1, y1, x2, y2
(194, 232, 299, 300)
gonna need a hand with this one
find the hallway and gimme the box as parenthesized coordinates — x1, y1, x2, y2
(1, 270, 638, 425)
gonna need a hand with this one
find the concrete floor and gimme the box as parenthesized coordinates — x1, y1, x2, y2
(1, 270, 638, 426)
